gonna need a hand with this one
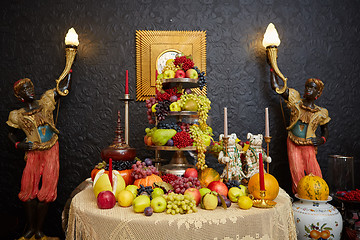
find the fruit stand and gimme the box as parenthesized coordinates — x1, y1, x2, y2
(66, 186, 296, 240)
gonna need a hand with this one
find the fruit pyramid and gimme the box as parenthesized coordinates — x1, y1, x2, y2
(144, 54, 212, 170)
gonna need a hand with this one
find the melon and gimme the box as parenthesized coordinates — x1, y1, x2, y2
(297, 173, 329, 200)
(93, 169, 126, 199)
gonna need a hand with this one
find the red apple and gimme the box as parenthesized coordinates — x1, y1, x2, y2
(184, 188, 201, 206)
(184, 168, 198, 178)
(97, 190, 116, 209)
(175, 69, 185, 78)
(185, 69, 198, 79)
(207, 181, 228, 197)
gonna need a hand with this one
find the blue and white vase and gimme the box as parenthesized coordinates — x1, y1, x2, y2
(292, 195, 343, 240)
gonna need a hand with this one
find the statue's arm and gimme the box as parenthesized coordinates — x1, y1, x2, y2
(270, 69, 289, 100)
(311, 123, 329, 146)
(8, 126, 33, 151)
(54, 71, 72, 100)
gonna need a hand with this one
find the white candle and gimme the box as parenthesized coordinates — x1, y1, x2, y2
(265, 107, 270, 137)
(224, 107, 228, 137)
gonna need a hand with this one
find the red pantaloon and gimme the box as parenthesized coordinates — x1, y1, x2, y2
(287, 137, 322, 194)
(18, 142, 59, 202)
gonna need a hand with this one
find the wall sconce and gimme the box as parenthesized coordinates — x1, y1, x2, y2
(56, 27, 79, 96)
(263, 23, 287, 94)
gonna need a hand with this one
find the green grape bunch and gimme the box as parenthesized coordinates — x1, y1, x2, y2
(163, 192, 198, 215)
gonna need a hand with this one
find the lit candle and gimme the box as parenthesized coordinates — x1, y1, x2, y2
(259, 153, 265, 191)
(224, 107, 228, 137)
(265, 107, 270, 137)
(65, 28, 79, 46)
(125, 70, 129, 94)
(109, 158, 113, 187)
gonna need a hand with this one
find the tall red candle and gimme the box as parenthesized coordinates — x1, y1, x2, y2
(259, 153, 265, 191)
(109, 158, 113, 187)
(125, 70, 129, 94)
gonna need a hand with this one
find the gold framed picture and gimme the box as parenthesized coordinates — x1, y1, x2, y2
(135, 30, 207, 101)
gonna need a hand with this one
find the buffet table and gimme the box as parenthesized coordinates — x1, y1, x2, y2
(66, 186, 297, 240)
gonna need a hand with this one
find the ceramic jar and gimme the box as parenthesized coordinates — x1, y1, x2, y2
(292, 195, 343, 240)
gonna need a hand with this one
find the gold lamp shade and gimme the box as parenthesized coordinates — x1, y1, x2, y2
(263, 23, 281, 48)
(65, 28, 79, 46)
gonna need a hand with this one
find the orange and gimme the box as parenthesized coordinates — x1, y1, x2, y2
(248, 173, 279, 200)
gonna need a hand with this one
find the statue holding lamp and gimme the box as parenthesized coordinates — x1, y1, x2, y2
(7, 28, 79, 240)
(263, 23, 330, 193)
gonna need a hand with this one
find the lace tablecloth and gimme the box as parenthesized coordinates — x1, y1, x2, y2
(66, 187, 296, 240)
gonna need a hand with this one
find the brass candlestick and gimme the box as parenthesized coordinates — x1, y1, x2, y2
(264, 136, 272, 173)
(119, 94, 134, 145)
(252, 190, 277, 208)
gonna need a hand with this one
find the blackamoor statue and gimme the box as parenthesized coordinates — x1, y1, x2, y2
(7, 74, 72, 240)
(270, 69, 330, 193)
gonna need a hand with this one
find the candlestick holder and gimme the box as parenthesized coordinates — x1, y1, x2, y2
(222, 136, 230, 182)
(119, 94, 134, 145)
(252, 190, 277, 208)
(101, 111, 136, 162)
(264, 136, 272, 173)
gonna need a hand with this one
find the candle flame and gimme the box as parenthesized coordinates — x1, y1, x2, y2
(263, 23, 280, 48)
(65, 27, 79, 46)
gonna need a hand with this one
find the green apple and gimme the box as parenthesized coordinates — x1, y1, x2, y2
(199, 187, 211, 197)
(163, 69, 175, 79)
(201, 134, 213, 147)
(228, 187, 246, 202)
(150, 196, 167, 213)
(185, 68, 198, 79)
(125, 185, 138, 198)
(151, 187, 164, 199)
(132, 195, 151, 213)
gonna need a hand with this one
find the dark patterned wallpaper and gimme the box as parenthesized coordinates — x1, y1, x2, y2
(1, 0, 360, 238)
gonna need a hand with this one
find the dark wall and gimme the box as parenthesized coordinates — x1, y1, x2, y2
(1, 0, 360, 238)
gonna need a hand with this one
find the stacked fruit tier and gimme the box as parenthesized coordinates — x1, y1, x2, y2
(144, 54, 211, 170)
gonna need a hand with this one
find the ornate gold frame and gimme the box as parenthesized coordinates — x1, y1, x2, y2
(136, 30, 207, 101)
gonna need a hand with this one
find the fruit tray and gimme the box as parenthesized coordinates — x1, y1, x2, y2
(146, 145, 197, 151)
(167, 111, 198, 116)
(161, 78, 199, 89)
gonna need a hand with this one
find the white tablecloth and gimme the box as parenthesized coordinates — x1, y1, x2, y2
(66, 186, 296, 240)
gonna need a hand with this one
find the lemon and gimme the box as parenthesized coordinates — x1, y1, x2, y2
(238, 196, 253, 210)
(117, 189, 134, 207)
